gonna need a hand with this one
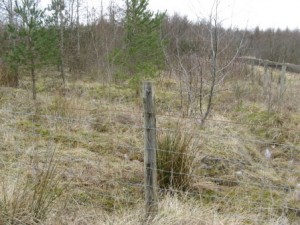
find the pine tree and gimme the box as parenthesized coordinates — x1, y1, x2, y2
(7, 0, 58, 99)
(48, 0, 66, 85)
(116, 0, 165, 81)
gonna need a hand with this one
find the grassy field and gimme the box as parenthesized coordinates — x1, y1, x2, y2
(0, 66, 299, 224)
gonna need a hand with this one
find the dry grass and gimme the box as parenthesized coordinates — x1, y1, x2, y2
(0, 149, 66, 224)
(0, 66, 299, 224)
(44, 195, 298, 225)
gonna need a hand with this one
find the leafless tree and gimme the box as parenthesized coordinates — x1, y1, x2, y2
(169, 0, 245, 124)
(0, 0, 19, 86)
(199, 0, 245, 125)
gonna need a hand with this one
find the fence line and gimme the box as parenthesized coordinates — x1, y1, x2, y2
(2, 107, 300, 133)
(1, 113, 299, 152)
(1, 82, 300, 222)
(140, 81, 300, 219)
(2, 122, 299, 151)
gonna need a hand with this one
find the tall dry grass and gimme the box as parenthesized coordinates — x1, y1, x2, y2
(0, 150, 67, 224)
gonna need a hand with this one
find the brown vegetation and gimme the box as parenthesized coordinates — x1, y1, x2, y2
(0, 0, 299, 224)
(0, 63, 298, 224)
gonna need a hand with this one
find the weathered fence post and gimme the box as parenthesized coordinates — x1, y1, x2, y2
(251, 60, 255, 84)
(279, 64, 286, 99)
(263, 63, 269, 96)
(143, 81, 158, 219)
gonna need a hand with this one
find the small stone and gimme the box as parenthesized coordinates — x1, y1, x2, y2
(235, 171, 243, 177)
(264, 148, 272, 160)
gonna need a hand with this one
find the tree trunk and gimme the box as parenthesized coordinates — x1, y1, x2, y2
(201, 18, 218, 126)
(31, 61, 36, 100)
(29, 39, 36, 100)
(199, 66, 203, 116)
(60, 9, 65, 85)
(76, 0, 80, 56)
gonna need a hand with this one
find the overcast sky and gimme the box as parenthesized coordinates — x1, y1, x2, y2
(148, 0, 300, 30)
(43, 0, 300, 30)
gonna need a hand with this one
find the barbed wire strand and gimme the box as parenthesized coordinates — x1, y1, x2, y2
(1, 107, 300, 132)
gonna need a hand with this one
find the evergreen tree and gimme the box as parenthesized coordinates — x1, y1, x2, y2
(48, 0, 66, 85)
(6, 0, 58, 99)
(116, 0, 165, 81)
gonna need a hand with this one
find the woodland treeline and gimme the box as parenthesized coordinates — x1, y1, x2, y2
(0, 0, 299, 91)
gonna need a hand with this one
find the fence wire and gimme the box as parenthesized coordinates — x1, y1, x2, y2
(0, 91, 299, 223)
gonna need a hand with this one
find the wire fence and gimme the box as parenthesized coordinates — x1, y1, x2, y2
(0, 80, 300, 223)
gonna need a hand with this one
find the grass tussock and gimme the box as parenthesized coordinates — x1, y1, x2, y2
(0, 151, 66, 224)
(157, 131, 195, 191)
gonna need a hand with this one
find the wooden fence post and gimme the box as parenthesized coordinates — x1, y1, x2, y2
(251, 60, 255, 84)
(143, 81, 158, 219)
(263, 63, 269, 96)
(280, 64, 287, 99)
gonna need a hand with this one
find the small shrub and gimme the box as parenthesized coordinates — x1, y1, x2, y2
(157, 131, 195, 191)
(0, 62, 18, 87)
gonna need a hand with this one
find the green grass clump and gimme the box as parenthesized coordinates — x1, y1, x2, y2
(157, 131, 195, 191)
